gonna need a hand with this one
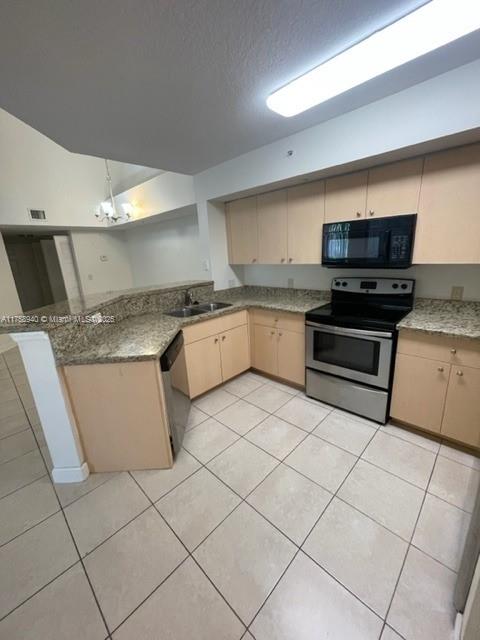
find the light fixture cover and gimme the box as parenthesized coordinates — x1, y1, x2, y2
(100, 200, 114, 216)
(267, 0, 480, 117)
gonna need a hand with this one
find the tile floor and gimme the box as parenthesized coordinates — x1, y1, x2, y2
(1, 350, 479, 639)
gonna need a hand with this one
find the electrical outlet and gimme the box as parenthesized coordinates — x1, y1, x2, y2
(451, 286, 464, 301)
(100, 255, 108, 262)
(288, 278, 294, 288)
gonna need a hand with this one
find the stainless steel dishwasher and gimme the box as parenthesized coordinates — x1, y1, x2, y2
(160, 331, 191, 457)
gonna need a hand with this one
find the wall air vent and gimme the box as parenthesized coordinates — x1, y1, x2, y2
(28, 209, 47, 221)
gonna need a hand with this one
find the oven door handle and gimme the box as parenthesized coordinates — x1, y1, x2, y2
(305, 322, 393, 339)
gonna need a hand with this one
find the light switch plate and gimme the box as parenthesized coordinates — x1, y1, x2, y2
(451, 286, 464, 301)
(288, 278, 294, 288)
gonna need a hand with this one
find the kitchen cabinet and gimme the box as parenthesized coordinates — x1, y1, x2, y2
(366, 158, 423, 218)
(391, 330, 480, 449)
(442, 366, 480, 448)
(252, 310, 305, 385)
(287, 181, 325, 264)
(257, 190, 288, 264)
(226, 196, 258, 264)
(414, 144, 480, 264)
(390, 353, 449, 433)
(325, 171, 368, 223)
(182, 311, 250, 397)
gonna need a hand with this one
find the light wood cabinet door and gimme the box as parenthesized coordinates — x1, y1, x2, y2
(185, 336, 222, 397)
(278, 330, 305, 386)
(442, 366, 480, 448)
(366, 158, 423, 218)
(253, 324, 278, 376)
(226, 196, 258, 264)
(325, 171, 368, 223)
(220, 324, 250, 382)
(414, 144, 480, 263)
(287, 181, 324, 263)
(257, 190, 288, 264)
(391, 353, 450, 433)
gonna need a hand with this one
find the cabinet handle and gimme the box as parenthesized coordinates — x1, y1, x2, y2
(214, 337, 219, 343)
(270, 330, 275, 336)
(437, 367, 444, 372)
(278, 332, 283, 337)
(281, 258, 285, 263)
(288, 258, 293, 263)
(369, 210, 374, 216)
(450, 348, 456, 354)
(252, 258, 257, 263)
(221, 335, 226, 341)
(456, 370, 463, 376)
(356, 211, 362, 218)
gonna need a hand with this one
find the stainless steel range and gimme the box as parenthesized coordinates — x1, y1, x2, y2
(305, 277, 415, 423)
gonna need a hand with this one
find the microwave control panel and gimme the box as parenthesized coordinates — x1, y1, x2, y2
(390, 234, 410, 261)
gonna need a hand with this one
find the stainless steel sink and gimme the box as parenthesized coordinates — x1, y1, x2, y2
(165, 307, 207, 318)
(196, 302, 232, 312)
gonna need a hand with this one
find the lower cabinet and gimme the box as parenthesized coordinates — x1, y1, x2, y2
(252, 310, 305, 386)
(184, 336, 223, 398)
(219, 324, 250, 381)
(391, 330, 480, 449)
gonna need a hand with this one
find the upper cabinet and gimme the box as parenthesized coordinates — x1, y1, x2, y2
(225, 196, 258, 264)
(287, 181, 325, 264)
(257, 190, 288, 264)
(365, 158, 423, 218)
(414, 144, 480, 264)
(325, 171, 368, 223)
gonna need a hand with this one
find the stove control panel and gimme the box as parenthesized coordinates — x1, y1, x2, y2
(332, 278, 414, 295)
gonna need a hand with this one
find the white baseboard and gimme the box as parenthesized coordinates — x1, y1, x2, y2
(52, 462, 90, 484)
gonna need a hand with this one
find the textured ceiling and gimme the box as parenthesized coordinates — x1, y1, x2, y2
(1, 0, 479, 174)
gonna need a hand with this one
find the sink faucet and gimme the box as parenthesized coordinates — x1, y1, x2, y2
(184, 288, 193, 306)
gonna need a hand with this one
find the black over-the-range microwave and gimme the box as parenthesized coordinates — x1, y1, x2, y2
(322, 213, 417, 269)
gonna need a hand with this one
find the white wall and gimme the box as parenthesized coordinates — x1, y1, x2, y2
(243, 264, 480, 301)
(123, 213, 206, 287)
(0, 233, 22, 352)
(70, 231, 133, 295)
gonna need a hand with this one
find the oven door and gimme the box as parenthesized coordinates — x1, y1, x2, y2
(306, 322, 393, 389)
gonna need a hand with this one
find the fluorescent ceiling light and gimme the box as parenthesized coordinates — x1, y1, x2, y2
(267, 0, 480, 117)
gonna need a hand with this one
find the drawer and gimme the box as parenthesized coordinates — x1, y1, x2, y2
(397, 330, 480, 367)
(252, 309, 305, 333)
(182, 310, 248, 344)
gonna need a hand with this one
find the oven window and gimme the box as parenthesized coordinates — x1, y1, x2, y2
(313, 331, 380, 375)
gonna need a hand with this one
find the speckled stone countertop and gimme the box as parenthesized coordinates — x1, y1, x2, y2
(398, 299, 480, 340)
(53, 286, 329, 366)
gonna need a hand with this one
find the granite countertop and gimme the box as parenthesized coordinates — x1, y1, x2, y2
(54, 287, 329, 366)
(398, 299, 480, 340)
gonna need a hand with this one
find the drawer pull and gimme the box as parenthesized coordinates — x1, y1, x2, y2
(270, 330, 275, 336)
(281, 258, 286, 263)
(221, 335, 226, 341)
(437, 367, 444, 372)
(356, 211, 362, 218)
(369, 210, 374, 216)
(456, 370, 463, 376)
(288, 258, 293, 263)
(278, 332, 283, 337)
(451, 348, 457, 354)
(214, 338, 219, 343)
(252, 258, 257, 263)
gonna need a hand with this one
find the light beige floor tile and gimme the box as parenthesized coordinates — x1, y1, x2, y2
(215, 399, 269, 435)
(381, 626, 404, 640)
(338, 460, 424, 540)
(0, 449, 46, 499)
(113, 557, 245, 640)
(245, 415, 307, 460)
(428, 456, 480, 512)
(0, 386, 18, 404)
(275, 396, 330, 432)
(132, 448, 201, 501)
(243, 633, 255, 640)
(0, 397, 24, 421)
(303, 498, 408, 617)
(285, 435, 356, 493)
(25, 405, 40, 426)
(266, 380, 298, 395)
(313, 412, 376, 455)
(297, 392, 334, 411)
(0, 563, 107, 640)
(388, 547, 456, 640)
(331, 408, 379, 428)
(223, 373, 266, 397)
(186, 406, 209, 430)
(194, 503, 296, 625)
(0, 428, 37, 464)
(157, 468, 240, 550)
(193, 388, 237, 415)
(438, 443, 480, 470)
(0, 411, 30, 439)
(382, 422, 440, 453)
(55, 471, 119, 507)
(362, 431, 436, 489)
(208, 439, 278, 498)
(247, 465, 332, 545)
(85, 507, 187, 630)
(64, 472, 150, 556)
(183, 417, 239, 463)
(413, 493, 471, 571)
(245, 371, 270, 384)
(0, 512, 78, 618)
(250, 552, 383, 640)
(0, 476, 59, 545)
(244, 385, 292, 413)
